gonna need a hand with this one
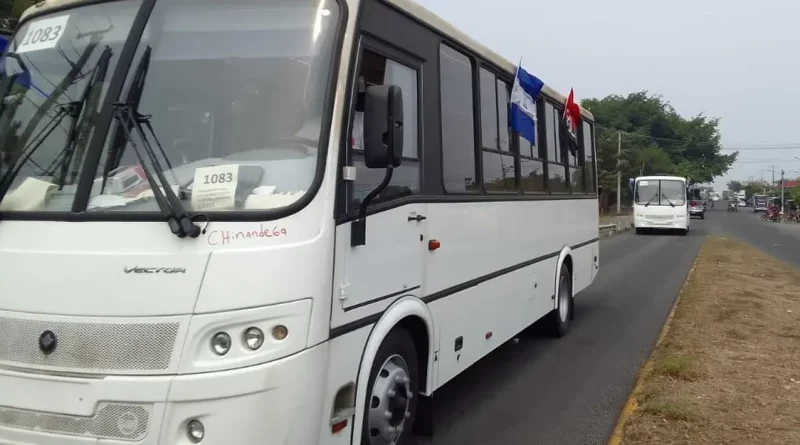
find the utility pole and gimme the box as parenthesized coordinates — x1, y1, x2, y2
(772, 165, 775, 188)
(616, 132, 621, 214)
(781, 169, 785, 214)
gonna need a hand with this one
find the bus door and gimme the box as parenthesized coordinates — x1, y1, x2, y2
(332, 32, 428, 322)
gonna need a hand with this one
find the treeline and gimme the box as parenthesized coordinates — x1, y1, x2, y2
(581, 91, 737, 206)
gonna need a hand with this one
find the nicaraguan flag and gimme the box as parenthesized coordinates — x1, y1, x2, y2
(509, 61, 544, 145)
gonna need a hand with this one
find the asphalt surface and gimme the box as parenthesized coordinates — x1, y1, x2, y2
(420, 211, 708, 445)
(707, 201, 800, 269)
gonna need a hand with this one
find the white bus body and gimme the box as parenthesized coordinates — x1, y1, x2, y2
(0, 0, 599, 444)
(633, 175, 689, 235)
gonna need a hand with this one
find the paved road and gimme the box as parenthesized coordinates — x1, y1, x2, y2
(420, 218, 707, 445)
(707, 201, 800, 268)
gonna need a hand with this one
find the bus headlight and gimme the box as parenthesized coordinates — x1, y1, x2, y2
(211, 332, 232, 355)
(187, 419, 205, 443)
(243, 327, 265, 350)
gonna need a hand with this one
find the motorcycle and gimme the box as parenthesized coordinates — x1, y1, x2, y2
(762, 208, 781, 222)
(727, 201, 738, 212)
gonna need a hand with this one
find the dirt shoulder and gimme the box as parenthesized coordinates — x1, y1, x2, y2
(617, 236, 800, 445)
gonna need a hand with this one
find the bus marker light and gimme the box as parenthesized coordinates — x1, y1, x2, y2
(332, 419, 348, 434)
(272, 325, 288, 341)
(428, 240, 441, 251)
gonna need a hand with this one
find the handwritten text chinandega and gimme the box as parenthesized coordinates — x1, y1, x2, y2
(207, 224, 289, 246)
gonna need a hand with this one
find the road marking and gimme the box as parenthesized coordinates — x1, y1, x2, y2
(606, 238, 706, 445)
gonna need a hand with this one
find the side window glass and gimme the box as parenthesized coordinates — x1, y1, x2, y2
(545, 102, 567, 193)
(440, 44, 477, 193)
(519, 90, 545, 193)
(480, 68, 516, 192)
(348, 49, 420, 211)
(583, 121, 596, 192)
(479, 68, 498, 150)
(496, 79, 510, 152)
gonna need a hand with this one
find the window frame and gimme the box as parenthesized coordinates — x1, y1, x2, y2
(342, 36, 424, 216)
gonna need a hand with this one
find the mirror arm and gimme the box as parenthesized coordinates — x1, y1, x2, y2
(351, 167, 394, 247)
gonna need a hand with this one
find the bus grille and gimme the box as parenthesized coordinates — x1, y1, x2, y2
(0, 316, 179, 373)
(0, 403, 149, 441)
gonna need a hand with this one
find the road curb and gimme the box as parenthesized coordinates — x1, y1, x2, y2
(605, 238, 707, 445)
(599, 220, 633, 238)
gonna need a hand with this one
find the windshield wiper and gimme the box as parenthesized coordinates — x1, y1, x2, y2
(643, 194, 659, 207)
(0, 48, 112, 208)
(0, 101, 75, 207)
(662, 195, 675, 207)
(43, 46, 113, 189)
(109, 47, 200, 239)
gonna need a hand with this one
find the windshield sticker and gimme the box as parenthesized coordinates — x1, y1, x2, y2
(15, 15, 70, 54)
(206, 225, 289, 246)
(191, 164, 241, 210)
(639, 181, 649, 186)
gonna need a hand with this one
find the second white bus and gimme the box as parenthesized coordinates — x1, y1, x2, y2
(634, 175, 690, 235)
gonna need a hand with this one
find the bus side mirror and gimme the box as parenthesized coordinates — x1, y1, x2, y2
(363, 84, 403, 169)
(598, 185, 604, 195)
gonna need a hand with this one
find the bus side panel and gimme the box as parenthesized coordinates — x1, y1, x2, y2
(429, 258, 556, 388)
(424, 199, 597, 391)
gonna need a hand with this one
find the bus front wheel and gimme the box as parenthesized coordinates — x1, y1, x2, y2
(362, 328, 420, 445)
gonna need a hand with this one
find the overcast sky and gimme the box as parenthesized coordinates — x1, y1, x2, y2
(415, 0, 800, 189)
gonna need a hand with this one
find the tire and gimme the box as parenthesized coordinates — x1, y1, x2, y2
(635, 228, 644, 235)
(700, 214, 705, 220)
(546, 263, 573, 338)
(680, 228, 688, 236)
(361, 328, 419, 445)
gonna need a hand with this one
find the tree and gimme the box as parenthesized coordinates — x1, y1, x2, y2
(0, 0, 35, 30)
(727, 180, 743, 192)
(581, 91, 737, 200)
(742, 182, 763, 199)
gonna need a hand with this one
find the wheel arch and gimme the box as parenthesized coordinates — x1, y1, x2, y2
(554, 245, 573, 309)
(351, 296, 435, 440)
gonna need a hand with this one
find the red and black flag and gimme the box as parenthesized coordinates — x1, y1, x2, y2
(561, 88, 581, 157)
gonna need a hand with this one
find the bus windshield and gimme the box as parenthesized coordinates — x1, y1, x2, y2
(0, 0, 340, 214)
(635, 179, 686, 206)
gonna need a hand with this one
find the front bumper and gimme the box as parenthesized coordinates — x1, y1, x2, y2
(634, 217, 688, 229)
(0, 342, 330, 445)
(688, 208, 705, 216)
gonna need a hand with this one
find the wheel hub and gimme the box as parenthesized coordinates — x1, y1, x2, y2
(367, 355, 412, 445)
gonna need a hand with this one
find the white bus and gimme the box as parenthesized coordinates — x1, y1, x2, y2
(0, 0, 599, 444)
(633, 175, 689, 235)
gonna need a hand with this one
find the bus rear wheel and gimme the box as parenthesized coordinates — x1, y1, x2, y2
(546, 263, 573, 338)
(362, 328, 419, 445)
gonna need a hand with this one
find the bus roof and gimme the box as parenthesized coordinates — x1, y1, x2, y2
(21, 0, 595, 122)
(387, 0, 594, 121)
(635, 175, 686, 182)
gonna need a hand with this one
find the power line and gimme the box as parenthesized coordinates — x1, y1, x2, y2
(594, 124, 800, 151)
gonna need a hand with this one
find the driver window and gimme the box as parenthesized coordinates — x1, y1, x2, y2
(348, 48, 420, 213)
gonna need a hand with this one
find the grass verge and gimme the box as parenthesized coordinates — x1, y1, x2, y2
(617, 236, 800, 445)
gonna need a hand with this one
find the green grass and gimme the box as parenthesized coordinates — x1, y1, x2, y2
(652, 354, 700, 381)
(641, 397, 697, 421)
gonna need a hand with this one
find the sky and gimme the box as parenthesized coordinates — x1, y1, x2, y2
(414, 0, 800, 190)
